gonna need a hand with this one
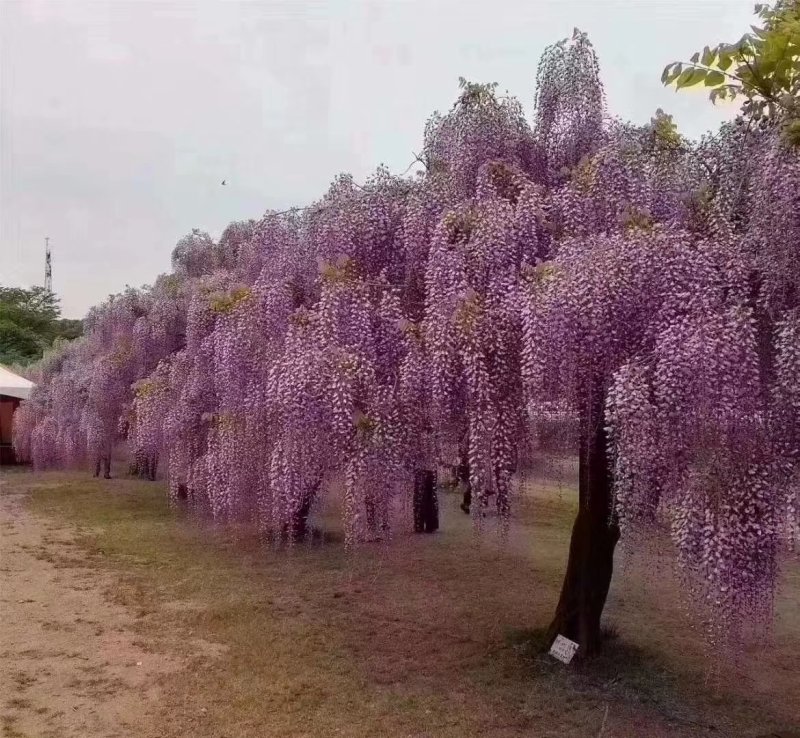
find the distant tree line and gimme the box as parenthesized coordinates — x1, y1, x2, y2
(0, 286, 83, 366)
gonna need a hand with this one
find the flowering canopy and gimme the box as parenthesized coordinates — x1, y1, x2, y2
(14, 30, 799, 638)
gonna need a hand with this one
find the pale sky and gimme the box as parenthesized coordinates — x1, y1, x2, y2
(1, 0, 756, 318)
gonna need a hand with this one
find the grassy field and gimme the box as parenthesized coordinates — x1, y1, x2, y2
(2, 469, 799, 737)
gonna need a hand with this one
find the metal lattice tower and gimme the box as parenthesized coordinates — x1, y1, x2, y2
(45, 237, 52, 293)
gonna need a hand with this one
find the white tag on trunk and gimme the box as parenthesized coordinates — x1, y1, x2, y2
(549, 634, 579, 664)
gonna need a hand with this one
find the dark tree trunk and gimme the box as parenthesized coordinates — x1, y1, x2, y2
(365, 491, 389, 538)
(287, 494, 314, 540)
(547, 392, 620, 657)
(131, 452, 159, 481)
(282, 480, 320, 542)
(457, 442, 472, 515)
(130, 452, 144, 479)
(94, 455, 111, 479)
(461, 482, 472, 514)
(413, 469, 439, 533)
(141, 454, 157, 481)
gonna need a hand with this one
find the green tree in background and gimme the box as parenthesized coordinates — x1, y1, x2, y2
(0, 286, 83, 365)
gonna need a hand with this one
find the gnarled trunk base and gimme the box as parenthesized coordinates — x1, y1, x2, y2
(546, 507, 619, 656)
(547, 389, 619, 657)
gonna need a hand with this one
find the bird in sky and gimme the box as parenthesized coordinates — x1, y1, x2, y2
(221, 180, 227, 186)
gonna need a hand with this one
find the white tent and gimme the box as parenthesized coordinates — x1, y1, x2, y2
(0, 364, 35, 401)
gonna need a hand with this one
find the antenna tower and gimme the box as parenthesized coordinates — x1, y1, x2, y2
(45, 237, 52, 293)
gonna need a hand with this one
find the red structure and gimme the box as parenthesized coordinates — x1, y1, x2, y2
(0, 364, 34, 465)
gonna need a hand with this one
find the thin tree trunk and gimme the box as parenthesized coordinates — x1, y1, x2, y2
(413, 469, 439, 533)
(287, 494, 314, 540)
(457, 440, 472, 514)
(283, 479, 320, 542)
(547, 391, 619, 657)
(130, 451, 145, 479)
(133, 453, 158, 481)
(93, 454, 111, 479)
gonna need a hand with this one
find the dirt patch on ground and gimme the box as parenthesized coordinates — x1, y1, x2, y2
(0, 489, 180, 738)
(1, 472, 798, 737)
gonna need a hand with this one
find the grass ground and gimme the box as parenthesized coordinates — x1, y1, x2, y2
(2, 469, 799, 737)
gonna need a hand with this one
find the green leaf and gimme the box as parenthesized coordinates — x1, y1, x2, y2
(701, 46, 716, 66)
(717, 50, 734, 71)
(738, 38, 756, 54)
(704, 70, 725, 86)
(676, 67, 707, 89)
(709, 84, 741, 104)
(781, 118, 800, 147)
(690, 51, 700, 63)
(662, 62, 683, 85)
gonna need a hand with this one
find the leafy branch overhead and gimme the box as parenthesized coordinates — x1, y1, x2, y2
(663, 0, 800, 141)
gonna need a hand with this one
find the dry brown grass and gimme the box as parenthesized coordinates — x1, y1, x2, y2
(5, 469, 799, 737)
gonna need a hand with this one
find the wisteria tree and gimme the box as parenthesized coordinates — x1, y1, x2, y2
(14, 11, 800, 657)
